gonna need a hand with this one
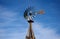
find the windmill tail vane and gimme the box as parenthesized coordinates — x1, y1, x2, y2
(38, 10, 45, 14)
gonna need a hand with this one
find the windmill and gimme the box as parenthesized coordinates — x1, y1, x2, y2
(24, 7, 44, 39)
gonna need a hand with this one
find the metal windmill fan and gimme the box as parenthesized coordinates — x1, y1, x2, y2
(24, 7, 44, 21)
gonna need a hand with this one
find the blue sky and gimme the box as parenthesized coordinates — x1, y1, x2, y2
(0, 0, 60, 39)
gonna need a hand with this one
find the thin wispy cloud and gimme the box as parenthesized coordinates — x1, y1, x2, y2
(0, 6, 24, 27)
(32, 22, 60, 39)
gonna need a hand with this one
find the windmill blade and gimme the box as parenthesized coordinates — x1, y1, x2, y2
(24, 9, 29, 19)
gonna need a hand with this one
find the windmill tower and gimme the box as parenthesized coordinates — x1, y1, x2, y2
(24, 7, 44, 39)
(26, 20, 35, 39)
